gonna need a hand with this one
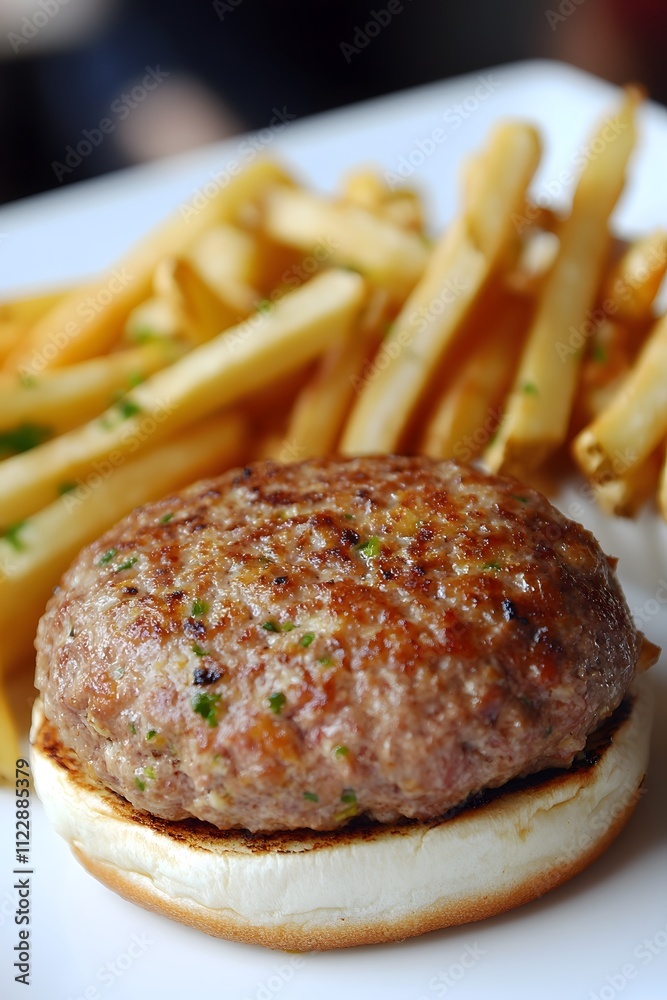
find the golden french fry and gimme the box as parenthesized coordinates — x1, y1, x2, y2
(380, 194, 425, 233)
(595, 448, 662, 518)
(0, 412, 247, 677)
(422, 296, 529, 460)
(509, 199, 562, 238)
(0, 291, 71, 361)
(241, 363, 314, 427)
(188, 224, 260, 313)
(0, 269, 365, 524)
(570, 319, 635, 433)
(341, 169, 389, 211)
(573, 311, 667, 480)
(280, 290, 388, 460)
(124, 296, 183, 344)
(255, 432, 286, 461)
(264, 187, 428, 299)
(249, 232, 305, 299)
(658, 446, 667, 521)
(0, 684, 21, 782)
(485, 89, 640, 476)
(341, 122, 541, 454)
(0, 321, 24, 365)
(602, 228, 667, 323)
(4, 159, 293, 374)
(0, 286, 71, 325)
(154, 257, 239, 345)
(506, 229, 560, 294)
(0, 343, 178, 438)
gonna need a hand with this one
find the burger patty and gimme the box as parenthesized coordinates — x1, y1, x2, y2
(35, 456, 649, 832)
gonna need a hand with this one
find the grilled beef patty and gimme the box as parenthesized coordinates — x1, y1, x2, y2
(35, 456, 647, 832)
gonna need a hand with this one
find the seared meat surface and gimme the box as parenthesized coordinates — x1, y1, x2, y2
(36, 456, 646, 832)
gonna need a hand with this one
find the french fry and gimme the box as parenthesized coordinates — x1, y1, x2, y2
(279, 290, 388, 459)
(0, 269, 365, 524)
(263, 187, 428, 300)
(255, 432, 287, 461)
(380, 194, 425, 233)
(0, 412, 247, 677)
(573, 311, 667, 480)
(595, 447, 663, 518)
(249, 232, 306, 300)
(509, 199, 562, 237)
(241, 364, 315, 428)
(154, 257, 239, 345)
(0, 321, 23, 365)
(124, 296, 182, 344)
(0, 342, 178, 438)
(485, 89, 640, 476)
(3, 159, 293, 374)
(0, 286, 71, 324)
(602, 228, 667, 323)
(506, 229, 560, 294)
(188, 224, 260, 313)
(341, 169, 425, 232)
(0, 289, 71, 362)
(422, 295, 529, 460)
(0, 684, 20, 782)
(341, 169, 389, 212)
(658, 447, 667, 521)
(341, 122, 541, 454)
(570, 319, 634, 432)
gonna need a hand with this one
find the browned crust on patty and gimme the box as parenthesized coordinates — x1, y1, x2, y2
(35, 456, 649, 833)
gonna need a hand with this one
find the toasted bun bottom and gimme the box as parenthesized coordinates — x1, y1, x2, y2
(30, 680, 651, 951)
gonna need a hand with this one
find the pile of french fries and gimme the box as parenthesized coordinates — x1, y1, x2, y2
(1, 85, 666, 777)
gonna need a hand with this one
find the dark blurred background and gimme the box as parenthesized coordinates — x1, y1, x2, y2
(1, 0, 666, 206)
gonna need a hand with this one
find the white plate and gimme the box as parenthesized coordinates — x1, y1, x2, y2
(1, 60, 667, 1000)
